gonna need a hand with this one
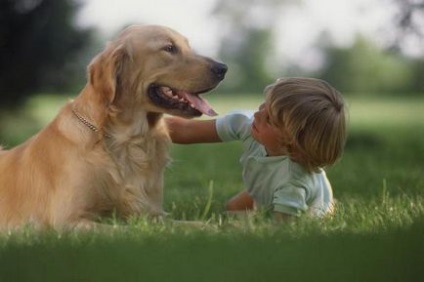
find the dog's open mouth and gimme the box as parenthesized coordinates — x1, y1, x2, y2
(148, 85, 218, 117)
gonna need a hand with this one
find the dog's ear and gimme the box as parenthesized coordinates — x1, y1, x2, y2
(87, 43, 130, 108)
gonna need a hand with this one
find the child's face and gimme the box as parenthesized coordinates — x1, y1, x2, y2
(251, 100, 288, 156)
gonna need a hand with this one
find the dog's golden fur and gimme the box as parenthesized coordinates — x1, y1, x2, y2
(0, 25, 226, 230)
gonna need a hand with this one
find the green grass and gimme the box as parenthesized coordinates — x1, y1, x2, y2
(0, 93, 423, 281)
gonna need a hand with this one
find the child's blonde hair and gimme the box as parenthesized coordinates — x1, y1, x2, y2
(267, 77, 347, 172)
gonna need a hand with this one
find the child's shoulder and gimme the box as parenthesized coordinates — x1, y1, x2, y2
(216, 110, 255, 142)
(286, 159, 320, 185)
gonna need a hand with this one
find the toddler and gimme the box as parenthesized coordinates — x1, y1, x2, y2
(166, 77, 347, 220)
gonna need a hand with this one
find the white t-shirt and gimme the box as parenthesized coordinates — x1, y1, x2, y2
(215, 111, 334, 217)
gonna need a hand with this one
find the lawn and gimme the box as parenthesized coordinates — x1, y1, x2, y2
(0, 93, 423, 282)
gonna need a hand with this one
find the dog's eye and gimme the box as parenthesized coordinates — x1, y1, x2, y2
(163, 44, 177, 54)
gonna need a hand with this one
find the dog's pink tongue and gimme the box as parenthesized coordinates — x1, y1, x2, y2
(179, 91, 218, 116)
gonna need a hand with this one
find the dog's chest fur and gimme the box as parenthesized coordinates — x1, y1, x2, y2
(89, 117, 171, 217)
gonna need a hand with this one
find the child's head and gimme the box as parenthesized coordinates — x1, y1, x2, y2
(265, 77, 347, 171)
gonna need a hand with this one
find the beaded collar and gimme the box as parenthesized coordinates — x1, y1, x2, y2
(72, 108, 111, 138)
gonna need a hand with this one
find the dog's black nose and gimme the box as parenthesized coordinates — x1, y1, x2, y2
(211, 62, 228, 80)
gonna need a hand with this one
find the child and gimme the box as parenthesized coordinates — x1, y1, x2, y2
(166, 77, 347, 221)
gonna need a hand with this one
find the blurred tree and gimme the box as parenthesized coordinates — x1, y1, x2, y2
(319, 36, 414, 95)
(218, 27, 274, 93)
(389, 0, 424, 52)
(0, 0, 92, 109)
(212, 0, 288, 93)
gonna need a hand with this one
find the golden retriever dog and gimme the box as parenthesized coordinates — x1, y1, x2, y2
(0, 25, 227, 230)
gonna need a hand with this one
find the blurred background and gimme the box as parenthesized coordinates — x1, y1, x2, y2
(0, 0, 423, 141)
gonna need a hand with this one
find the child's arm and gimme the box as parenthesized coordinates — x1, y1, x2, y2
(165, 117, 222, 144)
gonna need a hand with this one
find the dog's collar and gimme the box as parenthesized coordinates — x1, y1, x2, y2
(72, 108, 111, 138)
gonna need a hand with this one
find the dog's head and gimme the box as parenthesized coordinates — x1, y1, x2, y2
(87, 25, 227, 119)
